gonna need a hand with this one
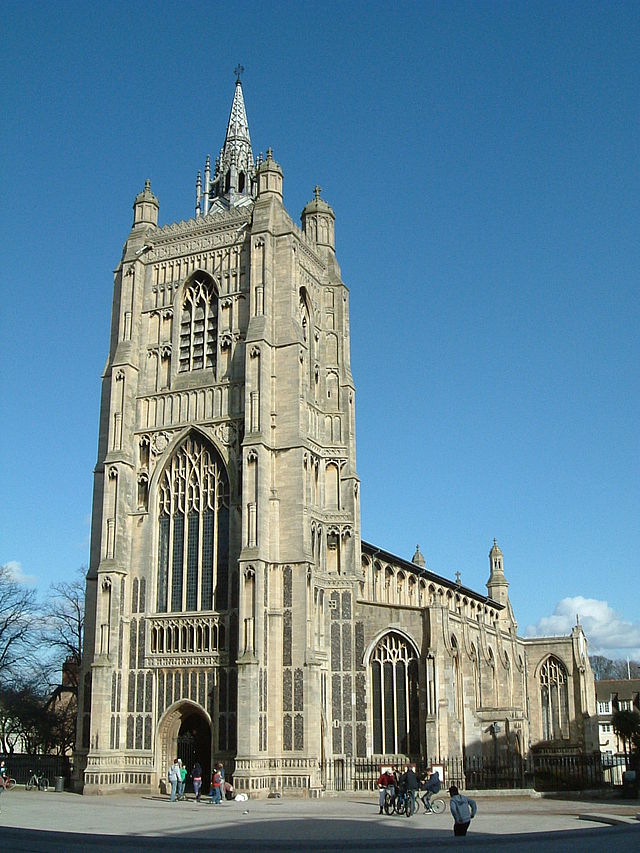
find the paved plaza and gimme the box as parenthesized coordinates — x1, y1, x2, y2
(1, 789, 638, 851)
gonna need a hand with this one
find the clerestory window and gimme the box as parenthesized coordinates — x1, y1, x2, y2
(179, 276, 218, 373)
(156, 435, 229, 613)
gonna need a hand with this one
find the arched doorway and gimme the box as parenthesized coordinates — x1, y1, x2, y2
(178, 712, 211, 793)
(157, 701, 211, 794)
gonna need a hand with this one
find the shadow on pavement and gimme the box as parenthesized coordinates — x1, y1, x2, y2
(2, 817, 636, 853)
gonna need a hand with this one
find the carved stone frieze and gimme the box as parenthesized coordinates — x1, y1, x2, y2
(144, 655, 222, 668)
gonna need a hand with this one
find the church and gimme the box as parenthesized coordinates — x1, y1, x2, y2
(77, 75, 596, 795)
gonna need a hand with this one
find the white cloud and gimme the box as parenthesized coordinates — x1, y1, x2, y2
(2, 560, 37, 586)
(526, 596, 640, 660)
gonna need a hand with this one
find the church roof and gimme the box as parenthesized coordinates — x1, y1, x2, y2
(361, 540, 503, 608)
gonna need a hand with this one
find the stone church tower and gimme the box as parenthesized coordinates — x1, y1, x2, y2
(78, 77, 596, 796)
(78, 77, 361, 794)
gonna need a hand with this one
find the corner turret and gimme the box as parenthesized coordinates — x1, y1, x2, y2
(132, 180, 159, 228)
(256, 148, 283, 199)
(301, 185, 335, 252)
(487, 539, 517, 628)
(411, 544, 426, 569)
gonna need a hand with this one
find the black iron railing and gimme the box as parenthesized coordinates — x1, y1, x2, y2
(319, 753, 612, 793)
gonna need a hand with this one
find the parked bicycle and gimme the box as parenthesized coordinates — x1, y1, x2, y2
(1, 776, 17, 791)
(26, 771, 49, 791)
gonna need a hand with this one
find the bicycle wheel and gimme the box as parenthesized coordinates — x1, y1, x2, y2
(431, 797, 446, 814)
(384, 794, 394, 815)
(6, 777, 17, 791)
(405, 795, 414, 817)
(39, 777, 49, 791)
(26, 777, 35, 791)
(394, 794, 405, 815)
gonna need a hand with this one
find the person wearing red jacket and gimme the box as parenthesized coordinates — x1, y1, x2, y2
(376, 767, 395, 814)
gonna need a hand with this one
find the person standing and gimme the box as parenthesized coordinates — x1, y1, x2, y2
(168, 757, 181, 802)
(404, 764, 420, 814)
(210, 765, 222, 804)
(448, 785, 477, 836)
(0, 759, 7, 812)
(192, 760, 203, 802)
(177, 759, 187, 800)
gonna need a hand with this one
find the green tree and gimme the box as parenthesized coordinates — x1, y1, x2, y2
(612, 709, 640, 765)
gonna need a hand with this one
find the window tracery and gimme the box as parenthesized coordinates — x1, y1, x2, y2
(156, 434, 229, 613)
(540, 656, 569, 740)
(179, 275, 218, 373)
(370, 632, 419, 756)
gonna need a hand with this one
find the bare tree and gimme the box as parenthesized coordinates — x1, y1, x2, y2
(0, 563, 38, 686)
(590, 655, 640, 681)
(39, 568, 85, 694)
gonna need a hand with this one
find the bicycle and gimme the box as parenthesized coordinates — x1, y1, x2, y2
(382, 787, 395, 815)
(1, 777, 17, 791)
(26, 771, 49, 791)
(422, 793, 446, 814)
(394, 789, 416, 817)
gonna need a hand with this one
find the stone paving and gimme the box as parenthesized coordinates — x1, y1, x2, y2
(0, 789, 638, 851)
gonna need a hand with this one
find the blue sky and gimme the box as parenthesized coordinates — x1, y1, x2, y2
(1, 1, 638, 658)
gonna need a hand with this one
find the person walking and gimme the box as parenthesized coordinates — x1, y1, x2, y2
(448, 785, 477, 836)
(168, 757, 181, 802)
(192, 761, 203, 802)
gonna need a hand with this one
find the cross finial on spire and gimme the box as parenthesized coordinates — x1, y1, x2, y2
(234, 64, 245, 82)
(314, 184, 322, 200)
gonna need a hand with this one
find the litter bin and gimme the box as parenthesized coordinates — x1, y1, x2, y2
(54, 776, 65, 793)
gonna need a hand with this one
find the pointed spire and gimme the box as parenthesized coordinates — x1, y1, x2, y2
(205, 72, 255, 210)
(223, 78, 252, 160)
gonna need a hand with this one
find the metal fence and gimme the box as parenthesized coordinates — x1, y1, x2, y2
(319, 753, 613, 793)
(1, 754, 71, 787)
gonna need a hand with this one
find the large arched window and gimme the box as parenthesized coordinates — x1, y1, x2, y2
(179, 275, 218, 373)
(156, 435, 229, 613)
(540, 656, 569, 740)
(370, 632, 419, 756)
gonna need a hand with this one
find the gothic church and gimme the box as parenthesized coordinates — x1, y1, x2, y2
(77, 77, 596, 795)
